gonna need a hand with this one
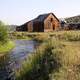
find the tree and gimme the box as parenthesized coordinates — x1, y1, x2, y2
(0, 21, 8, 43)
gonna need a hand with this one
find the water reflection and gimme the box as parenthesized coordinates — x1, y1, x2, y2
(0, 40, 38, 80)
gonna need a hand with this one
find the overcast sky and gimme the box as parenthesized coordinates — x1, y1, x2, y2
(0, 0, 80, 25)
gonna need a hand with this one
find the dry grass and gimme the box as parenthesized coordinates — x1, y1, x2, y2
(11, 31, 80, 41)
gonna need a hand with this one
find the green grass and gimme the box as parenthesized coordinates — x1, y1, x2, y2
(9, 32, 32, 40)
(16, 35, 32, 40)
(0, 41, 15, 56)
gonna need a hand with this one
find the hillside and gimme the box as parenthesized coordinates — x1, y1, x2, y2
(7, 25, 17, 32)
(65, 15, 80, 24)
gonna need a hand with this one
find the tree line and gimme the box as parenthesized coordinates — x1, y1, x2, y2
(65, 15, 80, 24)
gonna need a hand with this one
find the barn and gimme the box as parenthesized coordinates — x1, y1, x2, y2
(16, 13, 61, 32)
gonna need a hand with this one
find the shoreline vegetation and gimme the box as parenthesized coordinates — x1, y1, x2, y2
(15, 31, 80, 80)
(10, 31, 80, 41)
(0, 41, 15, 56)
(0, 21, 15, 56)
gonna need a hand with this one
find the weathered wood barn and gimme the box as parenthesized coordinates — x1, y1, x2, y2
(16, 13, 61, 32)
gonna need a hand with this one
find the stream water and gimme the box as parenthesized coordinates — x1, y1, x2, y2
(0, 40, 38, 80)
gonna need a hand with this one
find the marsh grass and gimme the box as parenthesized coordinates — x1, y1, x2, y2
(11, 31, 80, 41)
(15, 31, 80, 80)
(15, 39, 68, 80)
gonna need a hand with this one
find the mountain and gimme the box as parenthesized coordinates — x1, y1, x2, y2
(65, 15, 80, 24)
(7, 25, 17, 32)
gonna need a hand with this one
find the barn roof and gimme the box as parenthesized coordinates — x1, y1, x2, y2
(36, 13, 49, 21)
(19, 13, 59, 27)
(33, 13, 60, 22)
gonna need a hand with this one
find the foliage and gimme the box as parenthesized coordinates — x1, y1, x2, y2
(65, 15, 80, 23)
(0, 21, 8, 43)
(0, 41, 15, 53)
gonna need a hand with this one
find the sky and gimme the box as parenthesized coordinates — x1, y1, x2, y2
(0, 0, 80, 25)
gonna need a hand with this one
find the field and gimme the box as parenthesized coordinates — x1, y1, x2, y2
(10, 31, 80, 41)
(12, 31, 80, 80)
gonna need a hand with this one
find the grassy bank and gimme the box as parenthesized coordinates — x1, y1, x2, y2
(9, 32, 32, 40)
(16, 31, 80, 80)
(0, 41, 15, 56)
(10, 31, 80, 41)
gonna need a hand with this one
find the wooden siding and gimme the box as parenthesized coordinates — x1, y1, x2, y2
(27, 21, 33, 32)
(44, 14, 60, 32)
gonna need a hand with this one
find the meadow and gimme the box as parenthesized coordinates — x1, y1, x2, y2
(15, 30, 80, 80)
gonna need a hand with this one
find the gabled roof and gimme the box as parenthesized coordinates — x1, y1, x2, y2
(36, 13, 49, 21)
(33, 13, 60, 22)
(19, 13, 59, 27)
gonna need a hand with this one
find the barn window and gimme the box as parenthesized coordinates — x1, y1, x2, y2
(50, 18, 53, 22)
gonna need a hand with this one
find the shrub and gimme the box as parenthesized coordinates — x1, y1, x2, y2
(0, 21, 8, 43)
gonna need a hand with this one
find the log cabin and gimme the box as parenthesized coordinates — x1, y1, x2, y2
(16, 13, 61, 32)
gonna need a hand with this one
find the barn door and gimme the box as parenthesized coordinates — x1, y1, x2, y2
(53, 24, 55, 30)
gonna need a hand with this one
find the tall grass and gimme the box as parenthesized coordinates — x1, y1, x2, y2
(56, 31, 80, 41)
(0, 21, 8, 43)
(16, 40, 80, 80)
(16, 39, 63, 80)
(11, 31, 80, 41)
(16, 31, 80, 80)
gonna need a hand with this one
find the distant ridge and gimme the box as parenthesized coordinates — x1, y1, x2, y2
(7, 25, 17, 32)
(65, 15, 80, 24)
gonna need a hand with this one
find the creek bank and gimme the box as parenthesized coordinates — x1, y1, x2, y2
(0, 41, 15, 57)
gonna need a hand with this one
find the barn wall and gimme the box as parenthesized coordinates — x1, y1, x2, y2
(16, 25, 27, 31)
(27, 21, 33, 32)
(44, 14, 60, 32)
(38, 22, 44, 32)
(22, 24, 28, 31)
(32, 21, 44, 32)
(33, 21, 39, 32)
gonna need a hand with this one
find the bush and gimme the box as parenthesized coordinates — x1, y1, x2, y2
(0, 21, 8, 43)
